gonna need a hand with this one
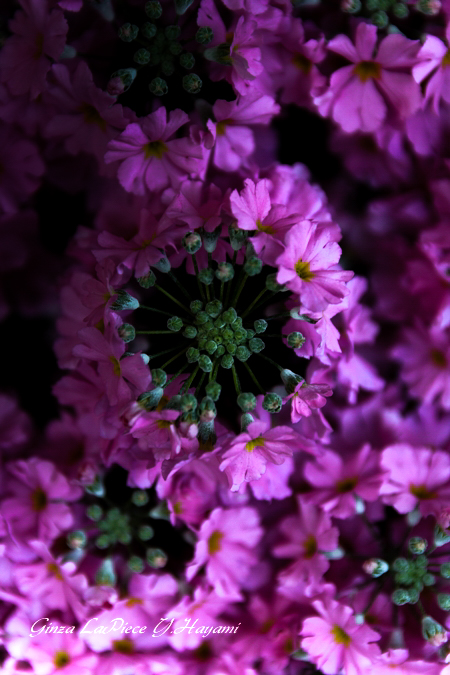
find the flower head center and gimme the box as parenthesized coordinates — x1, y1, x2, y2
(47, 563, 64, 580)
(295, 260, 315, 281)
(109, 355, 122, 377)
(208, 529, 224, 554)
(331, 624, 351, 646)
(53, 651, 70, 669)
(336, 476, 358, 493)
(442, 49, 450, 68)
(113, 638, 134, 654)
(353, 60, 381, 82)
(292, 53, 312, 74)
(79, 103, 107, 131)
(245, 436, 266, 452)
(303, 534, 318, 558)
(216, 119, 232, 136)
(256, 219, 275, 234)
(409, 483, 437, 500)
(144, 140, 168, 159)
(34, 33, 45, 59)
(31, 487, 48, 511)
(430, 348, 447, 368)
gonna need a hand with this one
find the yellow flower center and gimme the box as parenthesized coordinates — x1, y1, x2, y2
(336, 476, 358, 493)
(79, 102, 107, 131)
(331, 624, 351, 646)
(256, 219, 275, 234)
(430, 348, 447, 368)
(353, 60, 381, 82)
(144, 140, 168, 160)
(442, 49, 450, 68)
(31, 487, 48, 512)
(47, 563, 63, 581)
(292, 53, 312, 74)
(208, 529, 224, 554)
(125, 597, 143, 607)
(409, 484, 437, 500)
(245, 436, 265, 452)
(113, 638, 134, 654)
(295, 260, 315, 281)
(53, 651, 70, 669)
(216, 119, 232, 135)
(109, 355, 121, 377)
(303, 534, 318, 559)
(157, 419, 172, 429)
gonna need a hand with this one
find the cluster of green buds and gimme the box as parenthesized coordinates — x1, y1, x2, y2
(66, 477, 178, 581)
(361, 531, 450, 646)
(108, 1, 217, 98)
(340, 0, 435, 31)
(116, 224, 313, 444)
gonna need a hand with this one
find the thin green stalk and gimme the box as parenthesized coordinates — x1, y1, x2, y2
(161, 346, 188, 370)
(191, 254, 206, 303)
(256, 352, 283, 371)
(231, 365, 241, 395)
(241, 288, 268, 319)
(168, 270, 192, 302)
(243, 361, 265, 394)
(155, 284, 191, 315)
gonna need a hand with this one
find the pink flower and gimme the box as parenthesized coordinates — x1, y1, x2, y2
(284, 381, 333, 423)
(218, 418, 298, 492)
(273, 497, 339, 595)
(104, 107, 204, 195)
(300, 595, 381, 675)
(371, 649, 441, 674)
(304, 444, 384, 518)
(0, 0, 68, 99)
(315, 23, 421, 133)
(44, 62, 129, 167)
(165, 180, 223, 232)
(2, 458, 82, 542)
(73, 325, 151, 406)
(413, 24, 450, 113)
(391, 322, 450, 410)
(380, 443, 450, 516)
(186, 506, 263, 600)
(276, 221, 353, 312)
(206, 93, 280, 171)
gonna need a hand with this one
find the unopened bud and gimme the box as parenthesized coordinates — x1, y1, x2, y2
(195, 26, 213, 44)
(262, 392, 282, 413)
(182, 73, 202, 94)
(408, 537, 428, 554)
(205, 381, 221, 401)
(137, 387, 164, 409)
(95, 558, 117, 586)
(146, 548, 168, 568)
(198, 268, 214, 285)
(118, 323, 136, 343)
(244, 256, 263, 276)
(362, 558, 389, 578)
(183, 231, 202, 254)
(149, 77, 168, 96)
(131, 490, 149, 507)
(237, 392, 257, 412)
(107, 68, 137, 96)
(67, 530, 87, 549)
(118, 23, 139, 42)
(111, 290, 139, 311)
(167, 316, 183, 332)
(422, 616, 447, 646)
(215, 262, 234, 282)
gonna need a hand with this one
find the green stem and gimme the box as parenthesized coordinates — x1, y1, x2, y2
(232, 273, 249, 309)
(220, 280, 225, 304)
(247, 290, 280, 316)
(195, 371, 207, 396)
(155, 284, 191, 315)
(266, 312, 292, 321)
(136, 330, 176, 335)
(231, 365, 241, 395)
(168, 270, 192, 302)
(139, 305, 174, 318)
(243, 361, 265, 394)
(241, 287, 268, 319)
(161, 346, 188, 370)
(191, 254, 206, 303)
(180, 365, 199, 394)
(256, 352, 283, 371)
(164, 363, 189, 388)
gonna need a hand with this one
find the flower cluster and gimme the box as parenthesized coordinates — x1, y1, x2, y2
(1, 0, 450, 674)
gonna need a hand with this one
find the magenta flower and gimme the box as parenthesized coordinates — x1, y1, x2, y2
(0, 0, 68, 99)
(304, 444, 384, 518)
(413, 24, 450, 113)
(372, 649, 442, 674)
(300, 595, 381, 675)
(104, 107, 204, 195)
(186, 506, 263, 600)
(315, 22, 422, 133)
(284, 381, 333, 423)
(380, 443, 450, 517)
(276, 221, 353, 312)
(218, 418, 298, 492)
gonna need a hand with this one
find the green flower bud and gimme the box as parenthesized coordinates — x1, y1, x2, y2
(236, 345, 251, 361)
(169, 42, 182, 56)
(85, 475, 105, 497)
(249, 337, 265, 353)
(190, 300, 203, 314)
(107, 68, 137, 96)
(366, 0, 379, 8)
(151, 369, 167, 387)
(240, 412, 254, 432)
(196, 26, 214, 44)
(342, 0, 362, 12)
(202, 226, 221, 253)
(182, 73, 202, 94)
(221, 354, 234, 369)
(180, 393, 197, 412)
(215, 345, 225, 357)
(137, 270, 156, 288)
(161, 59, 175, 76)
(392, 2, 409, 15)
(408, 537, 428, 554)
(215, 262, 234, 282)
(222, 328, 233, 342)
(137, 387, 164, 409)
(423, 573, 435, 586)
(237, 392, 257, 412)
(246, 329, 255, 339)
(434, 524, 450, 547)
(119, 23, 139, 42)
(204, 43, 232, 65)
(206, 300, 222, 317)
(146, 548, 168, 568)
(371, 9, 389, 26)
(167, 316, 183, 332)
(149, 500, 170, 520)
(132, 490, 149, 507)
(149, 77, 168, 96)
(165, 25, 181, 40)
(205, 340, 217, 354)
(187, 347, 200, 363)
(362, 558, 389, 577)
(266, 273, 285, 292)
(228, 225, 247, 250)
(281, 369, 303, 394)
(145, 1, 162, 19)
(393, 557, 409, 572)
(421, 616, 447, 646)
(254, 319, 267, 334)
(198, 268, 214, 285)
(205, 381, 221, 401)
(263, 392, 283, 413)
(128, 556, 145, 574)
(154, 256, 171, 273)
(134, 48, 151, 65)
(111, 290, 139, 311)
(438, 593, 450, 611)
(407, 587, 420, 604)
(226, 342, 236, 355)
(196, 311, 210, 326)
(287, 331, 305, 348)
(67, 530, 87, 549)
(142, 22, 157, 39)
(117, 530, 132, 545)
(441, 563, 450, 578)
(95, 534, 111, 549)
(244, 256, 263, 276)
(198, 354, 213, 372)
(175, 0, 195, 14)
(96, 558, 117, 586)
(138, 525, 154, 540)
(392, 588, 410, 606)
(86, 504, 103, 521)
(183, 325, 197, 339)
(118, 323, 136, 343)
(182, 231, 202, 254)
(222, 308, 237, 324)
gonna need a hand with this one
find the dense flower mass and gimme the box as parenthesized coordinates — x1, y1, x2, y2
(1, 0, 450, 674)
